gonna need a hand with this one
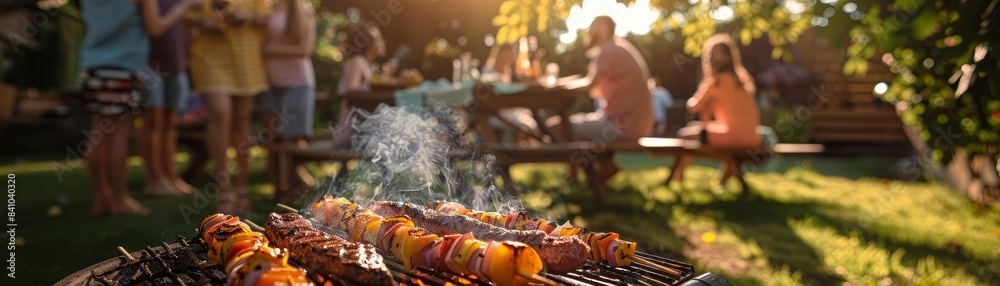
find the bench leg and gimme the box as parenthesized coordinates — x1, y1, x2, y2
(275, 151, 291, 203)
(567, 163, 580, 183)
(498, 164, 521, 196)
(718, 162, 735, 186)
(330, 160, 350, 191)
(664, 154, 684, 186)
(583, 164, 607, 204)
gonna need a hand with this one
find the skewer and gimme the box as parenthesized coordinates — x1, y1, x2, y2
(517, 268, 559, 286)
(117, 246, 136, 262)
(626, 254, 682, 277)
(243, 219, 265, 232)
(277, 203, 299, 213)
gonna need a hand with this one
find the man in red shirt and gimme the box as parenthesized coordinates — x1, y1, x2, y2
(559, 16, 654, 191)
(583, 16, 654, 141)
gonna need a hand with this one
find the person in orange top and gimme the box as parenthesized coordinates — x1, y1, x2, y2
(669, 33, 761, 188)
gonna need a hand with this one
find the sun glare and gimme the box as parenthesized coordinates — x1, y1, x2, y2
(560, 0, 662, 43)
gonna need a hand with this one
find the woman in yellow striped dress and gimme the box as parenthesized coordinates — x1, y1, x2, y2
(187, 0, 270, 213)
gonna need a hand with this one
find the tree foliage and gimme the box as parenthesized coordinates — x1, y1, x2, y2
(837, 0, 999, 165)
(492, 0, 999, 167)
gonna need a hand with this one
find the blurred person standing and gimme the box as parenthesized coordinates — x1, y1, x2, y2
(188, 0, 271, 214)
(260, 0, 316, 203)
(78, 0, 202, 216)
(139, 0, 200, 197)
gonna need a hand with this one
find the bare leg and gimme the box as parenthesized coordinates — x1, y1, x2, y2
(141, 107, 181, 196)
(202, 93, 235, 212)
(163, 110, 193, 193)
(138, 110, 156, 180)
(87, 115, 113, 216)
(107, 114, 148, 215)
(231, 96, 256, 212)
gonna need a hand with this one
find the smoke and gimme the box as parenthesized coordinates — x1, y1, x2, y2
(314, 104, 528, 213)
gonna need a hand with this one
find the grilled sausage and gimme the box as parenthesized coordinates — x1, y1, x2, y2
(369, 201, 589, 274)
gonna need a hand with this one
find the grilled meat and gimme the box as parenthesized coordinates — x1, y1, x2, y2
(265, 213, 395, 286)
(369, 201, 589, 274)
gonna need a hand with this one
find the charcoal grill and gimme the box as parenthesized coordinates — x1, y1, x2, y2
(56, 220, 731, 286)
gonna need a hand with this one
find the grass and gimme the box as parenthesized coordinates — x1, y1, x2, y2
(513, 153, 1000, 286)
(0, 149, 998, 285)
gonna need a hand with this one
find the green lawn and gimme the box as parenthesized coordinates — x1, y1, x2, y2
(0, 149, 997, 285)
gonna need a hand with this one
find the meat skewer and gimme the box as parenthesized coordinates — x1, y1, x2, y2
(428, 201, 682, 276)
(308, 195, 554, 286)
(264, 213, 395, 286)
(368, 200, 589, 274)
(196, 213, 313, 286)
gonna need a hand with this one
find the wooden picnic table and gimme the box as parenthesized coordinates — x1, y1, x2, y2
(470, 76, 591, 144)
(270, 77, 598, 197)
(273, 78, 825, 202)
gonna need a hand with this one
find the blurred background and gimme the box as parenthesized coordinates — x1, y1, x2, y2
(1, 0, 998, 285)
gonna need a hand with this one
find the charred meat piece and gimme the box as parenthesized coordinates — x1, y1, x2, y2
(265, 213, 395, 286)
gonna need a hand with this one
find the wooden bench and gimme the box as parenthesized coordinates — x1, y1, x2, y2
(639, 137, 824, 195)
(483, 139, 689, 201)
(487, 138, 823, 203)
(809, 108, 907, 143)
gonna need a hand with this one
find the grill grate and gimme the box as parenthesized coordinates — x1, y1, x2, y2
(58, 229, 698, 286)
(55, 237, 227, 286)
